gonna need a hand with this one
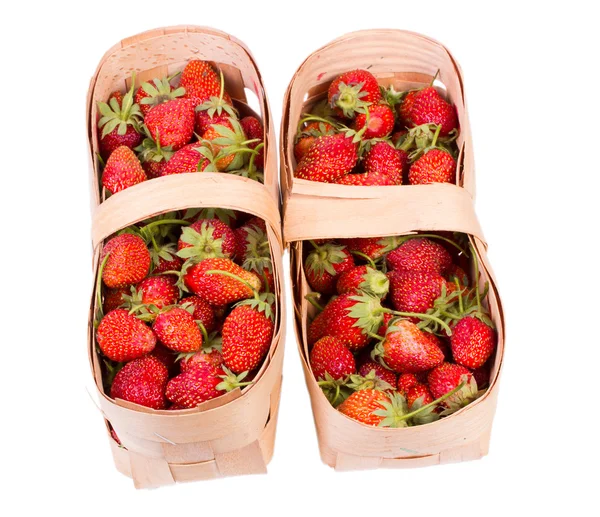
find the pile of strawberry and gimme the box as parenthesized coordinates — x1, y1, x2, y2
(293, 69, 459, 186)
(94, 208, 276, 411)
(97, 60, 265, 195)
(304, 233, 496, 427)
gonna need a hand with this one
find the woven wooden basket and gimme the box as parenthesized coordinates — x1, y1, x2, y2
(280, 30, 505, 471)
(86, 26, 284, 488)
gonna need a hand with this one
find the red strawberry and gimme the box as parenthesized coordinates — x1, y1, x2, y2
(180, 60, 222, 107)
(451, 316, 496, 369)
(102, 146, 146, 194)
(180, 349, 224, 373)
(240, 116, 265, 169)
(179, 296, 216, 333)
(101, 234, 150, 288)
(97, 309, 156, 362)
(305, 241, 354, 294)
(341, 236, 401, 260)
(109, 427, 121, 445)
(338, 389, 389, 426)
(328, 69, 382, 118)
(428, 362, 473, 399)
(446, 264, 469, 287)
(407, 383, 433, 408)
(472, 363, 491, 389)
(135, 77, 185, 116)
(353, 104, 395, 138)
(408, 87, 458, 136)
(294, 121, 336, 162)
(153, 307, 203, 353)
(131, 275, 179, 310)
(295, 133, 358, 183)
(97, 82, 142, 159)
(358, 361, 396, 387)
(183, 258, 260, 305)
(145, 98, 195, 150)
(336, 170, 396, 186)
(166, 362, 224, 408)
(398, 90, 418, 127)
(103, 286, 129, 313)
(151, 244, 183, 275)
(387, 238, 452, 274)
(108, 91, 123, 106)
(222, 303, 274, 373)
(310, 336, 356, 381)
(377, 312, 395, 337)
(387, 270, 445, 315)
(234, 217, 267, 263)
(151, 343, 177, 373)
(336, 265, 389, 297)
(110, 355, 168, 409)
(177, 218, 236, 261)
(196, 109, 231, 138)
(397, 372, 419, 395)
(374, 319, 444, 373)
(161, 142, 209, 176)
(142, 160, 166, 179)
(363, 141, 406, 184)
(409, 148, 456, 185)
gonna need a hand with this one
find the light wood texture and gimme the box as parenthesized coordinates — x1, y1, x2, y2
(87, 26, 284, 488)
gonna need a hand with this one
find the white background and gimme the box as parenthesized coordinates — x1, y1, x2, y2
(2, 1, 598, 514)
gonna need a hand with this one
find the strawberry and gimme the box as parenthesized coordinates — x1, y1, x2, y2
(234, 217, 267, 262)
(408, 86, 458, 136)
(409, 148, 456, 185)
(179, 296, 216, 333)
(357, 361, 396, 387)
(177, 218, 236, 261)
(142, 160, 166, 179)
(305, 241, 354, 294)
(353, 104, 395, 138)
(407, 383, 433, 408)
(377, 312, 395, 337)
(373, 319, 444, 373)
(165, 362, 224, 408)
(363, 141, 406, 184)
(397, 373, 420, 395)
(150, 243, 183, 274)
(222, 299, 274, 373)
(398, 90, 417, 126)
(101, 146, 146, 194)
(151, 343, 178, 373)
(101, 234, 150, 288)
(183, 258, 260, 305)
(310, 336, 356, 381)
(196, 110, 231, 138)
(109, 427, 122, 445)
(135, 77, 185, 116)
(387, 237, 452, 274)
(103, 286, 129, 313)
(108, 91, 123, 106)
(110, 355, 168, 409)
(335, 170, 396, 186)
(428, 362, 473, 399)
(328, 69, 382, 118)
(180, 60, 222, 107)
(295, 133, 358, 183)
(97, 309, 156, 362)
(387, 269, 445, 315)
(97, 81, 142, 159)
(152, 307, 203, 353)
(451, 316, 495, 369)
(341, 236, 401, 260)
(124, 276, 179, 314)
(194, 68, 235, 132)
(336, 265, 389, 297)
(294, 121, 336, 162)
(240, 116, 265, 169)
(179, 345, 223, 372)
(446, 263, 469, 287)
(472, 363, 491, 389)
(145, 98, 195, 150)
(201, 118, 254, 171)
(161, 142, 211, 176)
(337, 389, 389, 426)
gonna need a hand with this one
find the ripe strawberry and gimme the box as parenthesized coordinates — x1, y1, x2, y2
(398, 90, 418, 127)
(108, 91, 123, 106)
(377, 312, 395, 337)
(153, 307, 203, 353)
(305, 241, 354, 294)
(363, 141, 406, 184)
(142, 160, 166, 179)
(353, 104, 395, 138)
(161, 142, 210, 176)
(101, 234, 150, 288)
(234, 217, 267, 262)
(338, 389, 389, 426)
(102, 146, 146, 194)
(145, 98, 195, 150)
(397, 372, 419, 395)
(97, 82, 142, 159)
(151, 343, 178, 373)
(373, 319, 444, 373)
(166, 362, 224, 408)
(451, 316, 495, 369)
(196, 110, 231, 138)
(387, 238, 452, 274)
(357, 361, 396, 387)
(131, 275, 179, 310)
(240, 116, 265, 169)
(428, 362, 473, 399)
(407, 383, 433, 408)
(151, 243, 183, 274)
(328, 69, 382, 118)
(387, 269, 445, 315)
(472, 363, 491, 389)
(177, 218, 236, 261)
(109, 427, 122, 445)
(201, 118, 249, 171)
(335, 170, 396, 186)
(110, 355, 168, 409)
(295, 133, 358, 183)
(446, 264, 469, 287)
(180, 349, 224, 373)
(409, 148, 456, 185)
(183, 258, 260, 305)
(179, 296, 216, 333)
(97, 309, 156, 362)
(336, 265, 389, 297)
(341, 236, 401, 260)
(103, 286, 128, 313)
(408, 87, 458, 136)
(135, 77, 185, 116)
(180, 60, 222, 107)
(222, 303, 274, 373)
(294, 121, 336, 162)
(310, 336, 356, 381)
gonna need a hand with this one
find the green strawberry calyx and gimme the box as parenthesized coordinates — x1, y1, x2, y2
(135, 125, 174, 164)
(318, 372, 353, 407)
(216, 366, 254, 392)
(345, 370, 394, 392)
(306, 241, 349, 278)
(97, 74, 143, 138)
(359, 267, 389, 297)
(140, 77, 185, 109)
(195, 70, 237, 118)
(331, 80, 372, 118)
(176, 222, 227, 262)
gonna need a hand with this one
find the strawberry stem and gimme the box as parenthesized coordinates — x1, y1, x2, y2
(350, 250, 376, 269)
(305, 292, 324, 311)
(455, 279, 464, 314)
(429, 69, 440, 87)
(394, 381, 465, 423)
(430, 124, 442, 148)
(143, 219, 191, 232)
(367, 331, 384, 341)
(383, 308, 452, 335)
